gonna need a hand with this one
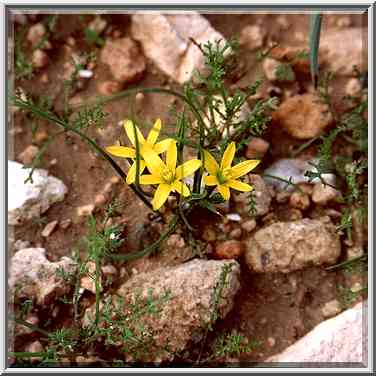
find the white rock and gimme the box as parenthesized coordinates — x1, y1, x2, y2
(267, 301, 367, 364)
(263, 158, 336, 192)
(8, 160, 67, 226)
(78, 69, 94, 78)
(131, 12, 226, 84)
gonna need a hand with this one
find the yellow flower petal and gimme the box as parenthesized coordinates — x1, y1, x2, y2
(141, 146, 165, 177)
(152, 183, 171, 211)
(221, 142, 236, 170)
(175, 159, 202, 180)
(217, 185, 231, 201)
(106, 146, 136, 159)
(146, 118, 162, 144)
(172, 180, 190, 197)
(124, 119, 145, 147)
(126, 160, 146, 184)
(203, 150, 219, 175)
(230, 160, 260, 179)
(166, 140, 177, 170)
(139, 174, 163, 185)
(203, 175, 219, 186)
(226, 179, 253, 192)
(153, 139, 172, 154)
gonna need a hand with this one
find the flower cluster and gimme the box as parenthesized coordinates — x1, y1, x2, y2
(106, 119, 260, 211)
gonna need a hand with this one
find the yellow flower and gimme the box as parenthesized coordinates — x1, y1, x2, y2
(140, 141, 202, 211)
(105, 119, 171, 184)
(203, 142, 260, 201)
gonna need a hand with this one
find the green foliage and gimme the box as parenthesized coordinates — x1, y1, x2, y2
(14, 27, 34, 80)
(337, 284, 367, 309)
(71, 104, 108, 131)
(275, 63, 295, 82)
(84, 28, 104, 47)
(211, 332, 260, 358)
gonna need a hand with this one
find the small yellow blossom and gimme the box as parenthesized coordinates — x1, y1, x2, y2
(140, 141, 202, 211)
(105, 119, 171, 184)
(203, 142, 260, 201)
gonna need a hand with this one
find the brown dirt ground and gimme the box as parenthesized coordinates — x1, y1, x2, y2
(9, 12, 367, 365)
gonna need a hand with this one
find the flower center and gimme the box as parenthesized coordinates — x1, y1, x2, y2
(216, 167, 232, 184)
(161, 168, 175, 184)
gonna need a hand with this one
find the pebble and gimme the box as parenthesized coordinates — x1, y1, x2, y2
(78, 69, 94, 79)
(321, 299, 342, 318)
(101, 264, 118, 277)
(110, 176, 120, 185)
(166, 234, 186, 248)
(34, 130, 48, 144)
(24, 341, 44, 363)
(60, 218, 72, 229)
(312, 183, 340, 205)
(350, 282, 363, 293)
(346, 246, 364, 260)
(215, 240, 244, 259)
(32, 49, 49, 68)
(94, 193, 107, 206)
(239, 25, 266, 50)
(14, 239, 31, 251)
(66, 36, 76, 47)
(241, 219, 257, 232)
(230, 228, 242, 239)
(226, 213, 242, 222)
(202, 227, 217, 242)
(267, 337, 276, 347)
(40, 72, 49, 83)
(97, 80, 122, 96)
(49, 158, 58, 166)
(135, 92, 145, 103)
(41, 220, 58, 237)
(263, 58, 282, 82)
(18, 145, 39, 165)
(345, 78, 362, 97)
(289, 191, 310, 210)
(27, 23, 46, 47)
(245, 137, 270, 159)
(77, 204, 95, 217)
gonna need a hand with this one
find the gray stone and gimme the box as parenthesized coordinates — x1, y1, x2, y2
(245, 218, 341, 273)
(8, 160, 67, 226)
(267, 301, 367, 364)
(8, 248, 76, 305)
(131, 13, 226, 84)
(263, 158, 336, 192)
(83, 259, 240, 362)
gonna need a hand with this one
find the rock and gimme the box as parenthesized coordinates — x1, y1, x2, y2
(229, 228, 242, 239)
(32, 49, 49, 68)
(215, 240, 244, 259)
(275, 191, 291, 203)
(24, 341, 44, 363)
(41, 220, 58, 237)
(15, 313, 39, 336)
(267, 337, 276, 347)
(322, 299, 342, 318)
(18, 145, 39, 165)
(226, 213, 242, 222)
(78, 69, 93, 79)
(60, 218, 72, 230)
(100, 37, 146, 84)
(245, 137, 270, 159)
(312, 183, 340, 205)
(14, 239, 31, 251)
(239, 25, 265, 50)
(267, 301, 366, 363)
(320, 28, 366, 76)
(202, 226, 217, 242)
(234, 174, 272, 217)
(77, 204, 95, 217)
(84, 259, 240, 362)
(27, 23, 46, 47)
(244, 218, 341, 273)
(241, 219, 257, 233)
(34, 130, 48, 144)
(88, 15, 107, 35)
(346, 246, 364, 261)
(289, 191, 310, 210)
(8, 248, 76, 305)
(96, 80, 122, 95)
(8, 160, 67, 226)
(131, 13, 226, 84)
(94, 194, 107, 206)
(264, 158, 336, 192)
(80, 261, 98, 294)
(345, 78, 362, 97)
(272, 94, 332, 139)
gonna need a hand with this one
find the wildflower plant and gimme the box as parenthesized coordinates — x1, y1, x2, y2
(11, 36, 272, 263)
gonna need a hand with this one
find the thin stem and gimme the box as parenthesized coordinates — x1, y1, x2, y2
(326, 254, 367, 271)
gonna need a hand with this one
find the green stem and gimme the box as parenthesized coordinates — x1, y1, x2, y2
(94, 257, 101, 326)
(14, 317, 50, 337)
(326, 254, 367, 271)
